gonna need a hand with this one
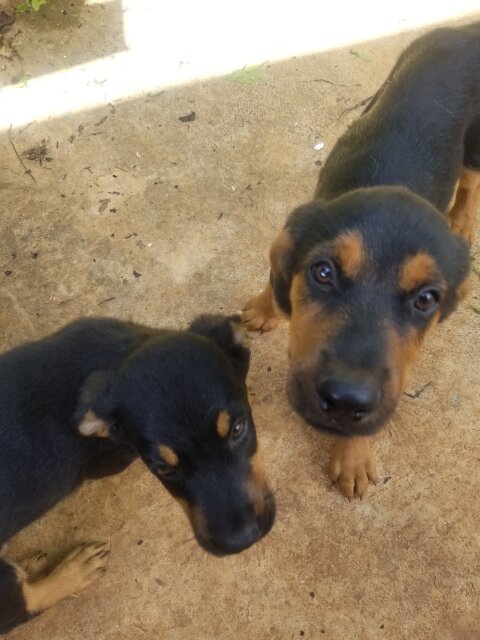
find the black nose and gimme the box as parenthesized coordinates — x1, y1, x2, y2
(317, 377, 380, 421)
(214, 523, 261, 555)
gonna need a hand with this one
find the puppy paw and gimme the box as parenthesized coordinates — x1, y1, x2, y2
(328, 437, 377, 499)
(51, 543, 109, 593)
(23, 543, 110, 613)
(22, 551, 49, 580)
(242, 286, 280, 333)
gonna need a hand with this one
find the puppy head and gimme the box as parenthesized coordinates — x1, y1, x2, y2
(270, 187, 470, 436)
(77, 315, 275, 556)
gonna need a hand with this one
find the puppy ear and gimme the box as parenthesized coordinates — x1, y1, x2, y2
(269, 229, 296, 315)
(75, 371, 117, 438)
(439, 233, 471, 321)
(188, 314, 250, 378)
(269, 201, 322, 315)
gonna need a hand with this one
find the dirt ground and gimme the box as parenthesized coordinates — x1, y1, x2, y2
(1, 3, 479, 639)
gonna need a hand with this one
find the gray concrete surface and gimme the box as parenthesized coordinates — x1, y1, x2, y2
(1, 3, 479, 639)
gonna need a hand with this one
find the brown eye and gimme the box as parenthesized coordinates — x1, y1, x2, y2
(311, 261, 335, 286)
(231, 419, 248, 442)
(155, 461, 177, 478)
(413, 288, 440, 313)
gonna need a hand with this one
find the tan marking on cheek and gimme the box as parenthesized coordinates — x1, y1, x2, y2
(332, 230, 365, 279)
(269, 229, 293, 279)
(399, 253, 439, 292)
(246, 452, 270, 519)
(177, 498, 210, 542)
(158, 445, 179, 466)
(388, 328, 422, 396)
(216, 410, 231, 438)
(288, 273, 342, 365)
(387, 317, 439, 397)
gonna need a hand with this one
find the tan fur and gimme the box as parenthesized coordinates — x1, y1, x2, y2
(288, 273, 342, 365)
(399, 252, 440, 292)
(242, 228, 293, 332)
(242, 281, 282, 333)
(77, 410, 110, 438)
(158, 445, 179, 466)
(21, 552, 49, 581)
(332, 230, 365, 279)
(328, 436, 377, 499)
(216, 410, 230, 438)
(448, 166, 480, 244)
(21, 543, 109, 614)
(177, 499, 209, 543)
(387, 320, 438, 396)
(245, 452, 270, 518)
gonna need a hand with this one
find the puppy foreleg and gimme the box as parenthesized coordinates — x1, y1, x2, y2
(22, 542, 109, 614)
(242, 281, 282, 332)
(328, 436, 378, 499)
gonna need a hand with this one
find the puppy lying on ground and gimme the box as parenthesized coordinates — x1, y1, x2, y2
(243, 21, 479, 498)
(0, 315, 275, 633)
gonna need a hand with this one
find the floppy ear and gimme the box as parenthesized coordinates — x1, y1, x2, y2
(439, 233, 471, 321)
(75, 370, 118, 438)
(188, 314, 250, 378)
(269, 201, 323, 315)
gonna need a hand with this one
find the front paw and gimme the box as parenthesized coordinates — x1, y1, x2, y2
(21, 551, 49, 580)
(23, 543, 110, 613)
(328, 437, 378, 499)
(242, 285, 280, 333)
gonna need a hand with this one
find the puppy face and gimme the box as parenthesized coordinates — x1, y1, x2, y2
(271, 187, 470, 436)
(78, 316, 275, 556)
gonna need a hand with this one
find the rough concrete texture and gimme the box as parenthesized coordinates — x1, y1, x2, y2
(1, 4, 479, 640)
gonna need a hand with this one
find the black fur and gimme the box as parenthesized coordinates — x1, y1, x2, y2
(271, 22, 479, 437)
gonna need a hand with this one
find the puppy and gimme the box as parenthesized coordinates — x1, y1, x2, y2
(0, 315, 275, 633)
(243, 21, 480, 498)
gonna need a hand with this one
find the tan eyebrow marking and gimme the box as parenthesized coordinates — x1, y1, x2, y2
(158, 445, 179, 466)
(399, 252, 440, 291)
(332, 230, 365, 279)
(216, 410, 231, 438)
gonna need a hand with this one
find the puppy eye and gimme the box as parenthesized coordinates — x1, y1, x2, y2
(154, 461, 177, 478)
(231, 419, 248, 443)
(413, 288, 440, 313)
(310, 260, 335, 287)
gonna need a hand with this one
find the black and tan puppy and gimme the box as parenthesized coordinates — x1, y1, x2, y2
(243, 22, 480, 498)
(0, 316, 275, 633)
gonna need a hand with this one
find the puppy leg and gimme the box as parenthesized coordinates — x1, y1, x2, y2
(0, 543, 109, 633)
(22, 543, 109, 614)
(328, 436, 378, 499)
(448, 167, 480, 245)
(21, 551, 49, 581)
(242, 281, 282, 332)
(0, 557, 31, 634)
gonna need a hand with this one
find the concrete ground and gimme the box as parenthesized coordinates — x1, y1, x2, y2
(1, 3, 479, 639)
